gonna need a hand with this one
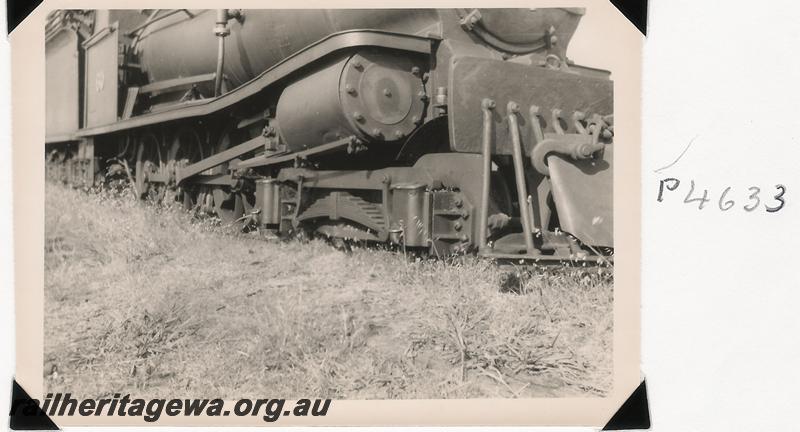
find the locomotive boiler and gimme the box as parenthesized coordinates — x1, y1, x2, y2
(45, 8, 614, 261)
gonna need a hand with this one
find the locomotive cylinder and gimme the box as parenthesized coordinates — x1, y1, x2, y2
(275, 50, 427, 150)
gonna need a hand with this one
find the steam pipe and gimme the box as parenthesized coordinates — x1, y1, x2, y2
(215, 36, 225, 96)
(214, 9, 231, 97)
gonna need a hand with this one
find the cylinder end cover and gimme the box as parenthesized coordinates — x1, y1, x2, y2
(276, 49, 426, 151)
(340, 50, 426, 142)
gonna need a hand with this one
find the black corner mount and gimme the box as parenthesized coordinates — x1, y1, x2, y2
(603, 379, 651, 430)
(609, 0, 648, 35)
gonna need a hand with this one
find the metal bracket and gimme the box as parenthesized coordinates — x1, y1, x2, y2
(459, 9, 482, 31)
(478, 98, 495, 252)
(530, 134, 604, 176)
(507, 101, 536, 255)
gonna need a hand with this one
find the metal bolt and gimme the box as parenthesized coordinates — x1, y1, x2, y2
(372, 128, 383, 138)
(454, 198, 463, 208)
(482, 98, 496, 110)
(418, 91, 429, 102)
(508, 101, 520, 113)
(394, 130, 403, 139)
(353, 112, 364, 122)
(454, 221, 463, 231)
(352, 60, 363, 70)
(345, 84, 356, 95)
(411, 66, 421, 76)
(550, 35, 558, 45)
(383, 88, 392, 97)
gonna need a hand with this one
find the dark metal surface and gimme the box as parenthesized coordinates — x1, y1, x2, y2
(507, 101, 536, 254)
(137, 9, 441, 89)
(448, 56, 612, 155)
(456, 8, 582, 56)
(76, 31, 433, 136)
(176, 136, 264, 184)
(45, 8, 617, 262)
(45, 29, 81, 141)
(233, 136, 355, 170)
(548, 146, 613, 247)
(478, 98, 495, 251)
(276, 49, 426, 150)
(275, 56, 353, 150)
(83, 23, 119, 128)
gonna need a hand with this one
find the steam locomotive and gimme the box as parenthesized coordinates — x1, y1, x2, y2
(45, 9, 613, 261)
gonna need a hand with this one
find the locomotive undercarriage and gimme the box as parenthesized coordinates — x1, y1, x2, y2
(45, 19, 614, 263)
(45, 113, 610, 263)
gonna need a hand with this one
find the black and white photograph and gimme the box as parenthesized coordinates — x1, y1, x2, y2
(10, 0, 800, 430)
(0, 1, 648, 426)
(42, 7, 616, 401)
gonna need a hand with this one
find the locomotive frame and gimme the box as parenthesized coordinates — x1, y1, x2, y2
(45, 8, 615, 262)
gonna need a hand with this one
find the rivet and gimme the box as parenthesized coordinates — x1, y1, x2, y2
(345, 84, 356, 95)
(454, 221, 463, 231)
(372, 128, 383, 138)
(383, 88, 392, 97)
(353, 112, 364, 122)
(411, 66, 421, 76)
(352, 60, 363, 70)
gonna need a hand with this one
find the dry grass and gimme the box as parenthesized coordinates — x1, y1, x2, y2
(44, 183, 613, 399)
